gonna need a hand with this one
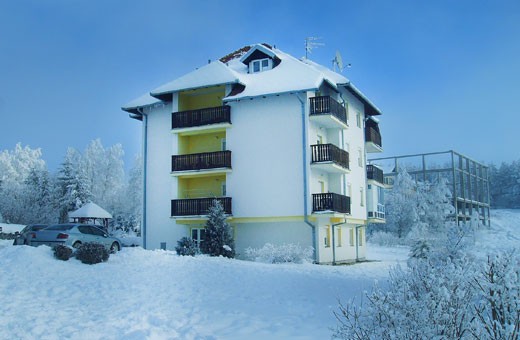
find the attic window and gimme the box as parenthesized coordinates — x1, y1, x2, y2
(250, 58, 272, 73)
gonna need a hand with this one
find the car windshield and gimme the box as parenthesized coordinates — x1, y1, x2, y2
(46, 225, 75, 231)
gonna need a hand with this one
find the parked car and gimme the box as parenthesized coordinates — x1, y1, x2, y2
(13, 224, 48, 245)
(29, 223, 121, 252)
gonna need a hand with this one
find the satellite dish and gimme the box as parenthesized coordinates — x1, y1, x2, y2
(335, 51, 344, 71)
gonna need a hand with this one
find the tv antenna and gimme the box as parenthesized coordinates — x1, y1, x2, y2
(305, 37, 324, 59)
(332, 50, 351, 73)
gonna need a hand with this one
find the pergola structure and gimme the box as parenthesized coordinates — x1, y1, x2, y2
(69, 202, 113, 231)
(369, 150, 490, 226)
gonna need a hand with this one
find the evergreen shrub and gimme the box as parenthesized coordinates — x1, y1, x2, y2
(53, 244, 73, 261)
(75, 242, 109, 265)
(175, 237, 198, 256)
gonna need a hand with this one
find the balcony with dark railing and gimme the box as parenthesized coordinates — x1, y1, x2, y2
(366, 164, 384, 184)
(172, 151, 231, 172)
(171, 197, 232, 216)
(309, 96, 348, 128)
(172, 105, 231, 129)
(311, 144, 349, 172)
(312, 193, 351, 214)
(365, 126, 383, 152)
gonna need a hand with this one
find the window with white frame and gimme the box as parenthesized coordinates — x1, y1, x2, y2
(324, 225, 331, 247)
(358, 148, 363, 167)
(360, 187, 365, 206)
(250, 58, 272, 73)
(349, 228, 354, 246)
(356, 111, 362, 128)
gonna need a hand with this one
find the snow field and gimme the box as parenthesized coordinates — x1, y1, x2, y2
(0, 209, 517, 339)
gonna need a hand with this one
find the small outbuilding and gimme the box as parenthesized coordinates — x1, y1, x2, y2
(69, 202, 112, 231)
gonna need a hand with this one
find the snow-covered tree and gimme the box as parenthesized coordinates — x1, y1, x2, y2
(0, 144, 47, 223)
(384, 170, 421, 238)
(56, 148, 92, 222)
(472, 251, 520, 340)
(200, 200, 235, 258)
(335, 233, 477, 339)
(21, 168, 57, 224)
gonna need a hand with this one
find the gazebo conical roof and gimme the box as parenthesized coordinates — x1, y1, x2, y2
(69, 202, 112, 219)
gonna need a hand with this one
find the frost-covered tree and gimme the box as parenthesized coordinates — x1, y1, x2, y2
(419, 177, 454, 234)
(472, 251, 520, 340)
(82, 139, 125, 209)
(21, 168, 57, 224)
(384, 170, 420, 238)
(200, 200, 235, 258)
(56, 148, 92, 222)
(0, 144, 47, 223)
(335, 232, 477, 340)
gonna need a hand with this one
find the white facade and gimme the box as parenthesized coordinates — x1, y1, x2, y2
(123, 44, 384, 263)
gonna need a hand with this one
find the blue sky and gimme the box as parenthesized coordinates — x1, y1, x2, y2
(1, 0, 519, 171)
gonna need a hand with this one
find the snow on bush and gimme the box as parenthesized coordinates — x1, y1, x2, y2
(367, 231, 403, 246)
(334, 222, 520, 340)
(53, 245, 73, 261)
(75, 243, 109, 265)
(245, 243, 314, 264)
(175, 237, 198, 256)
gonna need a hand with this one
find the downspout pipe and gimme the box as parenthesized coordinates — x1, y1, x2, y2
(296, 93, 317, 263)
(137, 107, 148, 249)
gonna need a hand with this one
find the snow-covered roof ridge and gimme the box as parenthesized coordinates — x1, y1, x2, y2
(150, 61, 241, 99)
(69, 202, 112, 219)
(122, 43, 382, 115)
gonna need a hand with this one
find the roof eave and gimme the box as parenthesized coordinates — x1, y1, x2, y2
(224, 88, 317, 102)
(150, 80, 241, 100)
(341, 83, 382, 116)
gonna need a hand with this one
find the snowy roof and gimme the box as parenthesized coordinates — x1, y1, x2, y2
(122, 93, 162, 114)
(150, 61, 241, 100)
(123, 43, 381, 115)
(69, 202, 112, 219)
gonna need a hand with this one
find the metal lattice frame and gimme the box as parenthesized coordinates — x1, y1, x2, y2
(369, 150, 491, 226)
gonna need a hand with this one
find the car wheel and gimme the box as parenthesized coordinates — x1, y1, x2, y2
(110, 242, 120, 253)
(73, 242, 82, 249)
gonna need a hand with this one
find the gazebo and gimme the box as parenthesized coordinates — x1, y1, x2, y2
(69, 202, 112, 231)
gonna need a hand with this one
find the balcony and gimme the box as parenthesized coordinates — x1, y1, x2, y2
(312, 193, 351, 214)
(309, 96, 348, 128)
(171, 197, 232, 217)
(172, 151, 231, 173)
(172, 105, 231, 130)
(365, 126, 383, 153)
(368, 204, 386, 223)
(366, 164, 384, 184)
(311, 144, 349, 173)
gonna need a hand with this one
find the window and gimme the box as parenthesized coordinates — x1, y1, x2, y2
(221, 183, 227, 196)
(250, 58, 272, 73)
(221, 138, 226, 151)
(337, 228, 342, 247)
(356, 111, 362, 128)
(191, 228, 206, 248)
(358, 149, 363, 167)
(360, 187, 365, 206)
(349, 228, 354, 246)
(324, 225, 331, 247)
(316, 135, 323, 144)
(358, 228, 364, 246)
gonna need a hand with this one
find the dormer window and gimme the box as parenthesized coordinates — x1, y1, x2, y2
(250, 58, 272, 73)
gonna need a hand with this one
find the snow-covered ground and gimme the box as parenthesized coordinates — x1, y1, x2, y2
(0, 223, 24, 234)
(0, 210, 517, 340)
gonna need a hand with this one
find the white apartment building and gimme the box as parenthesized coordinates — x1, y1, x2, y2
(122, 43, 385, 264)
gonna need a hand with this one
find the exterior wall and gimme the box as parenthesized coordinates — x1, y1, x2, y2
(144, 102, 185, 250)
(341, 89, 368, 222)
(226, 94, 304, 218)
(234, 221, 313, 259)
(178, 86, 225, 111)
